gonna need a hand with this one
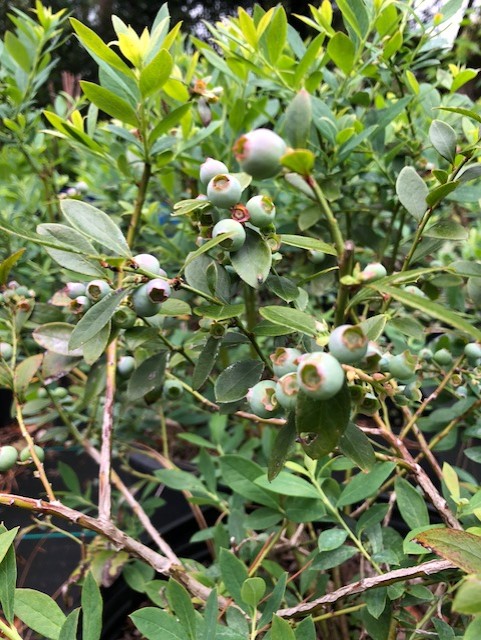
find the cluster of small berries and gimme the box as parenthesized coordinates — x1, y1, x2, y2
(247, 324, 369, 418)
(0, 444, 45, 473)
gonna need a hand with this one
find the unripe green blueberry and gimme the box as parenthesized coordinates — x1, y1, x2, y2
(275, 372, 299, 410)
(70, 295, 91, 314)
(133, 253, 164, 276)
(66, 282, 86, 299)
(163, 379, 184, 400)
(0, 342, 13, 360)
(52, 387, 68, 399)
(37, 387, 48, 398)
(212, 219, 246, 252)
(246, 380, 280, 418)
(419, 347, 433, 361)
(20, 445, 45, 463)
(0, 446, 18, 472)
(309, 250, 325, 264)
(379, 353, 392, 372)
(297, 352, 345, 400)
(112, 306, 137, 328)
(207, 174, 243, 209)
(86, 280, 112, 302)
(117, 355, 135, 378)
(246, 195, 276, 228)
(200, 158, 229, 185)
(328, 324, 368, 364)
(131, 284, 161, 317)
(15, 285, 29, 297)
(360, 263, 387, 282)
(465, 342, 481, 363)
(144, 278, 171, 304)
(433, 348, 453, 367)
(233, 128, 287, 180)
(270, 347, 302, 377)
(456, 385, 468, 398)
(403, 285, 427, 298)
(388, 352, 417, 382)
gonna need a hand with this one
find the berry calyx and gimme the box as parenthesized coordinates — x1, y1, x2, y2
(163, 379, 184, 400)
(86, 280, 112, 302)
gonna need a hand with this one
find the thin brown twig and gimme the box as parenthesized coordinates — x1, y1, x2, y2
(98, 339, 117, 522)
(276, 559, 455, 619)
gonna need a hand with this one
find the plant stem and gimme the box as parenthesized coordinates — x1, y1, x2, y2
(98, 339, 117, 522)
(312, 603, 366, 623)
(309, 177, 344, 257)
(0, 618, 23, 640)
(127, 162, 152, 247)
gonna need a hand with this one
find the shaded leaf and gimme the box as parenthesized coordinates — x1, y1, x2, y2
(230, 229, 272, 288)
(127, 353, 167, 401)
(219, 549, 248, 609)
(69, 289, 126, 350)
(395, 477, 430, 530)
(339, 422, 376, 471)
(215, 360, 263, 403)
(259, 306, 317, 337)
(0, 249, 25, 286)
(166, 580, 196, 640)
(81, 572, 102, 640)
(268, 413, 297, 481)
(337, 462, 396, 507)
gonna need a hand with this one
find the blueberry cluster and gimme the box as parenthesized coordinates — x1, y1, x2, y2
(247, 324, 369, 418)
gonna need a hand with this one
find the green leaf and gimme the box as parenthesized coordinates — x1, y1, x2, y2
(424, 219, 468, 240)
(82, 321, 112, 365)
(266, 275, 299, 303)
(15, 588, 66, 639)
(365, 587, 387, 619)
(425, 181, 459, 207)
(130, 607, 188, 640)
(192, 337, 221, 390)
(37, 224, 105, 277)
(337, 462, 396, 507)
(59, 608, 80, 640)
(284, 90, 312, 149)
(280, 234, 337, 256)
(337, 0, 369, 38)
(182, 233, 235, 271)
(123, 561, 155, 592)
(457, 163, 481, 183)
(370, 283, 481, 341)
(0, 249, 25, 285)
(255, 472, 320, 500)
(127, 353, 167, 401)
(294, 617, 316, 640)
(33, 323, 83, 357)
(69, 289, 126, 350)
(241, 577, 266, 608)
(219, 549, 249, 609)
(271, 615, 296, 640)
(166, 580, 196, 640)
(230, 229, 272, 288)
(194, 303, 245, 320)
(396, 167, 428, 221)
(154, 468, 206, 493)
(82, 572, 102, 640)
(0, 528, 19, 565)
(266, 6, 287, 63)
(451, 68, 478, 92)
(14, 354, 43, 396)
(80, 81, 139, 127)
(202, 589, 218, 640)
(326, 32, 355, 75)
(280, 149, 315, 176)
(296, 383, 351, 459)
(453, 575, 481, 615)
(465, 616, 481, 640)
(215, 359, 264, 403)
(414, 529, 481, 573)
(43, 112, 106, 154)
(259, 306, 317, 337)
(395, 477, 430, 530)
(70, 18, 135, 78)
(0, 528, 17, 624)
(139, 48, 173, 97)
(268, 413, 297, 481)
(339, 422, 376, 471)
(219, 455, 279, 510)
(253, 321, 294, 337)
(359, 314, 388, 341)
(60, 200, 131, 258)
(158, 298, 191, 316)
(437, 106, 481, 125)
(258, 573, 287, 628)
(148, 103, 192, 145)
(312, 545, 358, 570)
(429, 120, 457, 163)
(318, 528, 348, 552)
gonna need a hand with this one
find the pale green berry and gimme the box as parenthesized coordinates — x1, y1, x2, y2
(247, 380, 280, 418)
(163, 379, 184, 400)
(200, 158, 229, 185)
(275, 372, 299, 410)
(66, 282, 86, 299)
(0, 446, 18, 472)
(465, 343, 481, 363)
(297, 352, 345, 400)
(133, 253, 164, 276)
(86, 280, 112, 302)
(0, 342, 13, 360)
(246, 195, 276, 228)
(207, 174, 243, 209)
(112, 306, 137, 328)
(388, 352, 417, 382)
(212, 219, 246, 252)
(131, 285, 161, 317)
(270, 347, 302, 377)
(360, 263, 387, 282)
(328, 324, 368, 364)
(433, 348, 453, 367)
(233, 128, 287, 180)
(20, 445, 45, 463)
(117, 356, 135, 378)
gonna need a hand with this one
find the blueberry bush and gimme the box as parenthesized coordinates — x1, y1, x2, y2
(2, 1, 481, 638)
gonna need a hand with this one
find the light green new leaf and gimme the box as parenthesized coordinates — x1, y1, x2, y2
(271, 615, 296, 640)
(60, 199, 131, 257)
(80, 81, 139, 127)
(266, 6, 287, 63)
(453, 575, 481, 615)
(215, 359, 264, 403)
(0, 249, 25, 286)
(59, 609, 80, 640)
(241, 577, 266, 609)
(370, 283, 481, 341)
(429, 120, 457, 163)
(327, 32, 355, 75)
(396, 166, 428, 221)
(424, 219, 468, 240)
(14, 355, 43, 395)
(337, 0, 369, 39)
(139, 48, 173, 97)
(0, 528, 18, 566)
(82, 572, 102, 640)
(15, 589, 66, 640)
(280, 234, 337, 256)
(69, 289, 126, 350)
